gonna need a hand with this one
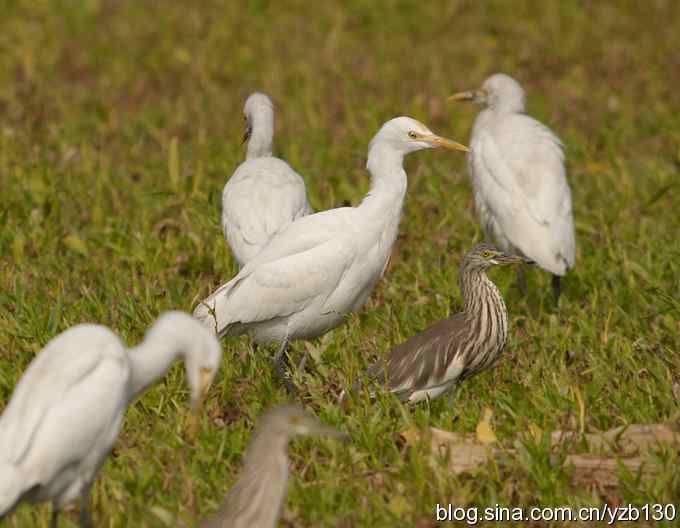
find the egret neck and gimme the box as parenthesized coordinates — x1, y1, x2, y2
(126, 316, 198, 401)
(359, 141, 408, 241)
(246, 103, 274, 159)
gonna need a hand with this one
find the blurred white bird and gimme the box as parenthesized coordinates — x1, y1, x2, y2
(194, 117, 468, 388)
(0, 311, 221, 528)
(450, 73, 575, 301)
(222, 92, 313, 267)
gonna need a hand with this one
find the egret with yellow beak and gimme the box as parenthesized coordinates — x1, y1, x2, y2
(0, 311, 221, 527)
(194, 117, 468, 392)
(450, 73, 575, 302)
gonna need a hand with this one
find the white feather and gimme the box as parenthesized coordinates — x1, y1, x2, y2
(222, 93, 312, 266)
(466, 74, 576, 276)
(0, 312, 221, 519)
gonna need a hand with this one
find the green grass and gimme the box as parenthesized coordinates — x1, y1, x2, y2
(1, 0, 680, 526)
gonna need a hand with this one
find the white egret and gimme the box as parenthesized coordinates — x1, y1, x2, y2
(0, 311, 221, 527)
(198, 405, 346, 528)
(222, 92, 313, 267)
(194, 117, 469, 388)
(450, 73, 576, 301)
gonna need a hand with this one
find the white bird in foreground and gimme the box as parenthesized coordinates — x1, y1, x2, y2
(450, 73, 576, 301)
(198, 405, 347, 528)
(222, 92, 313, 267)
(194, 117, 469, 386)
(0, 311, 221, 527)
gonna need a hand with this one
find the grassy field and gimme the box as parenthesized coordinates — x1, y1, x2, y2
(1, 0, 679, 526)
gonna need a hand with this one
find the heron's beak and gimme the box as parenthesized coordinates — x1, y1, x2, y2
(499, 253, 530, 266)
(421, 135, 470, 153)
(186, 368, 214, 442)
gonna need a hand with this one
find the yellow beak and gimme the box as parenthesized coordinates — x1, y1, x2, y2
(421, 135, 470, 152)
(186, 368, 214, 442)
(448, 90, 477, 102)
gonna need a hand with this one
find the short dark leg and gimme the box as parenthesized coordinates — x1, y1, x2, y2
(271, 340, 298, 397)
(50, 506, 59, 528)
(516, 267, 528, 296)
(552, 275, 562, 305)
(79, 488, 93, 528)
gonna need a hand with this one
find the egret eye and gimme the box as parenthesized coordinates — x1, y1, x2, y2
(408, 131, 418, 139)
(481, 250, 493, 258)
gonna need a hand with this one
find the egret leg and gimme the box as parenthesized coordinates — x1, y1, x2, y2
(516, 267, 528, 296)
(271, 340, 298, 396)
(552, 275, 562, 305)
(79, 488, 93, 528)
(49, 506, 59, 528)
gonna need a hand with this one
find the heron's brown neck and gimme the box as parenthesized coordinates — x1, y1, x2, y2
(459, 268, 508, 332)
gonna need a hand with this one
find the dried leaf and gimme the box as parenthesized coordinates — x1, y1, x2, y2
(475, 406, 497, 444)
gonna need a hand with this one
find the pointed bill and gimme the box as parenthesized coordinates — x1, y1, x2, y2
(448, 90, 477, 101)
(421, 135, 470, 152)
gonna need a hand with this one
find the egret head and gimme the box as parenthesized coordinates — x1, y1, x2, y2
(449, 73, 526, 113)
(370, 117, 469, 155)
(257, 405, 349, 442)
(242, 92, 274, 144)
(463, 243, 532, 272)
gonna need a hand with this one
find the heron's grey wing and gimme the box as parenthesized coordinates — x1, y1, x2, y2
(368, 313, 468, 395)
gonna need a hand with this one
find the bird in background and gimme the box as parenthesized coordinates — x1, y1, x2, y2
(194, 117, 469, 392)
(449, 73, 575, 302)
(197, 404, 347, 528)
(347, 244, 531, 403)
(222, 92, 313, 267)
(0, 311, 221, 528)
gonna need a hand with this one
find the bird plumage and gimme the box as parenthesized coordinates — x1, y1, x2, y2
(0, 326, 128, 517)
(222, 92, 313, 266)
(452, 73, 576, 279)
(0, 311, 221, 525)
(195, 117, 469, 348)
(359, 244, 527, 403)
(198, 405, 346, 528)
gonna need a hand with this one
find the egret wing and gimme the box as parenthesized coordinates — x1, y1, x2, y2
(478, 115, 569, 227)
(196, 210, 356, 333)
(0, 326, 128, 465)
(222, 158, 310, 251)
